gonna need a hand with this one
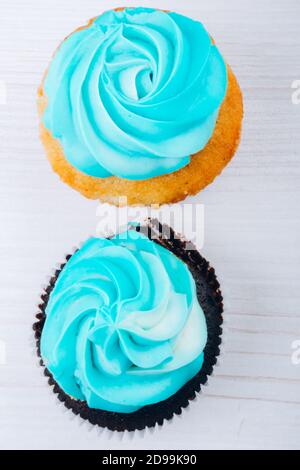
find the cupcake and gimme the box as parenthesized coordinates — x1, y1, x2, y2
(38, 7, 243, 206)
(33, 221, 223, 431)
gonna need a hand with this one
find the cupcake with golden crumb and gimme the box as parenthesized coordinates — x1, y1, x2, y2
(38, 7, 243, 206)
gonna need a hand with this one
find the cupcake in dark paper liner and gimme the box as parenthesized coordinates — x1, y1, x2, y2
(33, 221, 223, 432)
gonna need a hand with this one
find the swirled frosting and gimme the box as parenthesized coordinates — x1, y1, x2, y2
(43, 7, 227, 180)
(40, 230, 207, 412)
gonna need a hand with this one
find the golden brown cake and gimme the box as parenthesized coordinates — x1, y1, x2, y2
(38, 8, 243, 206)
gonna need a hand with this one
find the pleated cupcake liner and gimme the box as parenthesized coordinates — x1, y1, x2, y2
(33, 220, 223, 432)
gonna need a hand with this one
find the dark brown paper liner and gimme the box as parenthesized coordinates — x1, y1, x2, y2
(33, 220, 223, 432)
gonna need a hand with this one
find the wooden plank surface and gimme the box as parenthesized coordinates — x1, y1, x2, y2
(0, 0, 300, 450)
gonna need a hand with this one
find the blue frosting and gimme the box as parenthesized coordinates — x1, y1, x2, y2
(40, 230, 208, 413)
(43, 7, 227, 180)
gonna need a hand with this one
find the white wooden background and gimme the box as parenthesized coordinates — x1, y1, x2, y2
(0, 0, 300, 450)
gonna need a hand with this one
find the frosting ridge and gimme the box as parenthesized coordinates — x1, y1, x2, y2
(40, 229, 207, 412)
(43, 7, 227, 180)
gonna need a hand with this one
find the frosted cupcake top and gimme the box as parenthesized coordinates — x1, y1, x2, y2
(43, 7, 227, 181)
(40, 229, 207, 413)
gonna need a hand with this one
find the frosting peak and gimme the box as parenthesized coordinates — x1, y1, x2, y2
(43, 8, 227, 180)
(40, 230, 207, 412)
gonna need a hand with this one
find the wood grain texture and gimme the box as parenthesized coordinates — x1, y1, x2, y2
(0, 0, 300, 450)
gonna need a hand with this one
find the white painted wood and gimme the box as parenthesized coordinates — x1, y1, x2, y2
(0, 0, 300, 450)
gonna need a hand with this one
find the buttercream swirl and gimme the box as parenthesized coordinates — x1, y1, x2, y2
(43, 7, 227, 180)
(40, 230, 207, 412)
